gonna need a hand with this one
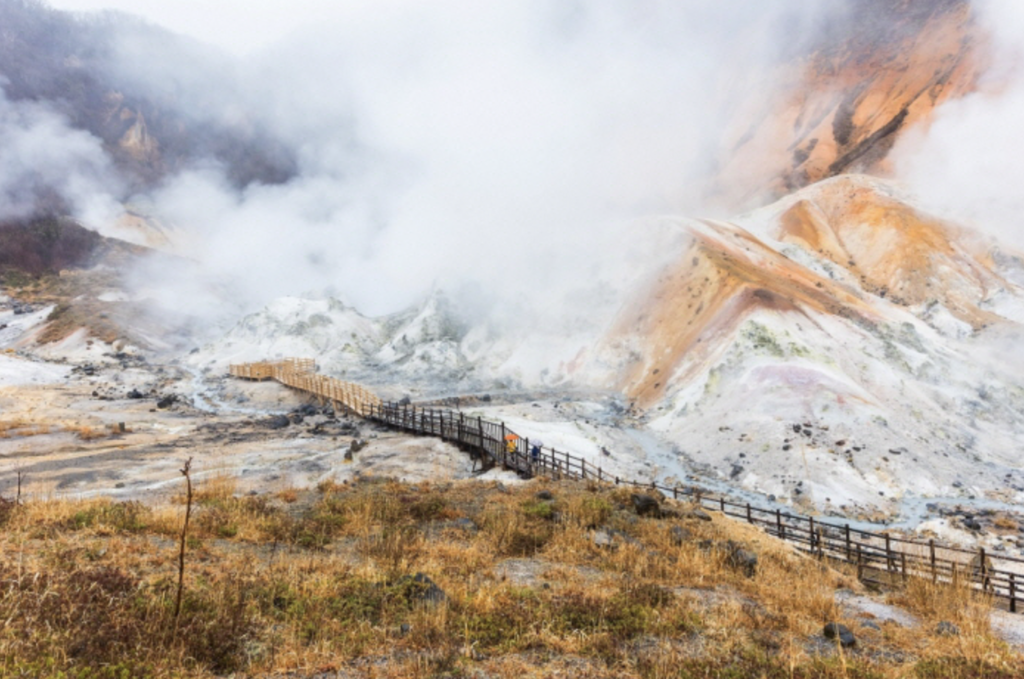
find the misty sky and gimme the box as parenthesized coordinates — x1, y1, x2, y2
(48, 0, 340, 55)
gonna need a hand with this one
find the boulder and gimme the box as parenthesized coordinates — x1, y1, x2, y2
(535, 490, 555, 501)
(936, 621, 960, 636)
(631, 493, 661, 517)
(264, 415, 290, 430)
(684, 507, 713, 522)
(398, 573, 447, 605)
(725, 542, 759, 577)
(669, 525, 691, 546)
(823, 622, 856, 648)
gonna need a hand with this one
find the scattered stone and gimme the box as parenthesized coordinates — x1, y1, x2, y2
(535, 490, 555, 501)
(862, 621, 881, 631)
(398, 573, 447, 605)
(264, 415, 291, 430)
(936, 621, 959, 637)
(156, 395, 177, 409)
(350, 438, 368, 453)
(343, 447, 353, 461)
(963, 518, 983, 531)
(452, 518, 478, 533)
(397, 395, 412, 406)
(683, 507, 712, 522)
(823, 622, 856, 648)
(730, 463, 744, 479)
(114, 482, 125, 489)
(126, 389, 144, 399)
(725, 542, 759, 577)
(399, 623, 411, 636)
(593, 529, 616, 549)
(631, 493, 661, 517)
(669, 525, 691, 546)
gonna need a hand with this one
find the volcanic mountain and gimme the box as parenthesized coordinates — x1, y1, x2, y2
(708, 0, 983, 208)
(591, 174, 1024, 513)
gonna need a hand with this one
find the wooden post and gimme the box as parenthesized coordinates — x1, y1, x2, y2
(900, 552, 907, 582)
(746, 503, 752, 524)
(673, 487, 679, 500)
(439, 410, 444, 440)
(809, 516, 816, 554)
(720, 497, 725, 513)
(884, 533, 893, 574)
(857, 543, 863, 580)
(979, 547, 989, 592)
(581, 458, 586, 479)
(500, 422, 507, 467)
(817, 528, 824, 559)
(776, 509, 782, 538)
(1011, 573, 1017, 614)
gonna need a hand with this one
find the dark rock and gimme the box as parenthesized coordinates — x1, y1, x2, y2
(726, 544, 759, 577)
(823, 622, 856, 648)
(296, 403, 319, 416)
(792, 424, 802, 433)
(888, 447, 906, 455)
(343, 448, 353, 461)
(289, 413, 304, 424)
(156, 395, 177, 409)
(631, 493, 661, 517)
(480, 394, 492, 402)
(535, 490, 555, 501)
(398, 573, 447, 605)
(452, 518, 478, 533)
(964, 518, 983, 531)
(936, 621, 959, 636)
(351, 438, 368, 453)
(264, 415, 291, 430)
(669, 525, 691, 546)
(683, 507, 712, 522)
(126, 389, 144, 399)
(399, 623, 412, 636)
(397, 395, 412, 406)
(862, 621, 881, 631)
(730, 463, 744, 479)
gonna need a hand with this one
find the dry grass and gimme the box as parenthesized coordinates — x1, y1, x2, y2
(0, 477, 1020, 678)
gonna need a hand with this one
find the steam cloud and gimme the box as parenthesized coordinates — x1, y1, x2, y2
(893, 0, 1024, 251)
(0, 83, 121, 226)
(10, 1, 855, 329)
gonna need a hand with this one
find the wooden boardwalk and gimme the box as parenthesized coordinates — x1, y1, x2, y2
(230, 358, 1024, 613)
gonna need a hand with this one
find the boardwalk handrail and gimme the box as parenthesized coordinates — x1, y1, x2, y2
(229, 358, 1023, 613)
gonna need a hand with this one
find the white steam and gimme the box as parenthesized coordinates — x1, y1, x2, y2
(893, 0, 1024, 250)
(0, 84, 122, 227)
(109, 0, 850, 322)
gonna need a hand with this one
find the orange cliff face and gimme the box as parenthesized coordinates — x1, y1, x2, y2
(707, 0, 984, 210)
(599, 176, 1019, 410)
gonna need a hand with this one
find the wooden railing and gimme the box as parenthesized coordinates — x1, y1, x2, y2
(229, 358, 1024, 613)
(229, 359, 381, 416)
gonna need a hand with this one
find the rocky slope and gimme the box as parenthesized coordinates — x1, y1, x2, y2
(592, 174, 1024, 514)
(708, 0, 983, 208)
